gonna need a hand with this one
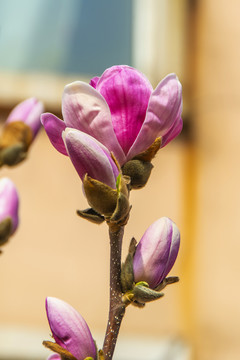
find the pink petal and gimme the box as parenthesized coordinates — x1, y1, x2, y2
(0, 177, 19, 234)
(46, 297, 96, 360)
(161, 108, 183, 148)
(96, 65, 153, 156)
(41, 113, 67, 155)
(63, 129, 119, 188)
(62, 81, 125, 165)
(89, 76, 100, 88)
(47, 354, 61, 360)
(127, 74, 182, 160)
(7, 98, 43, 138)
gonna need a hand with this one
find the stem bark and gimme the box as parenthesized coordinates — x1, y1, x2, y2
(103, 226, 126, 360)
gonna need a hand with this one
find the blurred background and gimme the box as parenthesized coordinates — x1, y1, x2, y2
(0, 0, 239, 359)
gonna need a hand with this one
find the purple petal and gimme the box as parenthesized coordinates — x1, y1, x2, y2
(47, 355, 61, 360)
(160, 221, 180, 281)
(0, 177, 19, 234)
(161, 108, 183, 148)
(62, 81, 125, 165)
(127, 74, 182, 160)
(63, 129, 119, 188)
(46, 297, 96, 360)
(7, 98, 43, 138)
(89, 76, 100, 88)
(41, 113, 68, 155)
(96, 65, 153, 156)
(133, 217, 178, 289)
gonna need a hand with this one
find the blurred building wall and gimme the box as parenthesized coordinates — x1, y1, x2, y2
(0, 1, 240, 360)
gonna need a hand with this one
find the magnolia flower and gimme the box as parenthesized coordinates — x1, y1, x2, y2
(0, 97, 44, 166)
(45, 297, 96, 360)
(0, 177, 19, 245)
(133, 217, 180, 289)
(42, 65, 182, 167)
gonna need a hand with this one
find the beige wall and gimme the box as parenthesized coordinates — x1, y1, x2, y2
(183, 1, 240, 359)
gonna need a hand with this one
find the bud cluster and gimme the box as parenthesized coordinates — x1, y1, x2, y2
(0, 97, 43, 250)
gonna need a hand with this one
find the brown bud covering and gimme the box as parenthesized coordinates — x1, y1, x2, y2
(76, 208, 105, 224)
(133, 137, 161, 162)
(83, 175, 119, 217)
(83, 173, 130, 230)
(43, 341, 78, 360)
(121, 237, 137, 292)
(0, 217, 12, 246)
(0, 121, 33, 167)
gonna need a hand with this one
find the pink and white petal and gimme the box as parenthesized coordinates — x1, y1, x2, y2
(127, 74, 182, 160)
(7, 98, 37, 123)
(96, 65, 153, 155)
(46, 297, 96, 360)
(89, 76, 100, 88)
(62, 81, 125, 165)
(63, 129, 118, 188)
(24, 99, 44, 138)
(41, 113, 68, 155)
(0, 177, 19, 234)
(161, 107, 183, 148)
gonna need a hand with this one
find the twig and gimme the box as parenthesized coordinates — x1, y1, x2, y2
(103, 226, 126, 360)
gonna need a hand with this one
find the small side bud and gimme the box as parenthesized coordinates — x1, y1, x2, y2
(121, 160, 153, 189)
(121, 138, 161, 189)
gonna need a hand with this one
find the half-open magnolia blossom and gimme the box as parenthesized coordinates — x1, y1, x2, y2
(42, 65, 182, 166)
(0, 177, 19, 244)
(46, 297, 96, 360)
(6, 97, 43, 139)
(133, 217, 180, 289)
(62, 128, 119, 189)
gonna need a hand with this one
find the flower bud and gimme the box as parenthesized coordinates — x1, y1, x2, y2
(44, 297, 96, 360)
(6, 97, 43, 138)
(133, 217, 180, 289)
(0, 177, 19, 246)
(63, 129, 130, 227)
(0, 98, 43, 167)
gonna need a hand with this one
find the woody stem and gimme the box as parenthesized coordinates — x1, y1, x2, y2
(103, 226, 126, 360)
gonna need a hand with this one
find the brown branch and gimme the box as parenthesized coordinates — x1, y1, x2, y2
(103, 226, 126, 360)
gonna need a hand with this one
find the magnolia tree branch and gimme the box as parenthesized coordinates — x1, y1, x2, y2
(103, 226, 126, 360)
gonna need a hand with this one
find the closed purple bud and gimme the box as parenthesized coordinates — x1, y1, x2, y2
(46, 297, 96, 360)
(7, 97, 44, 139)
(133, 217, 180, 289)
